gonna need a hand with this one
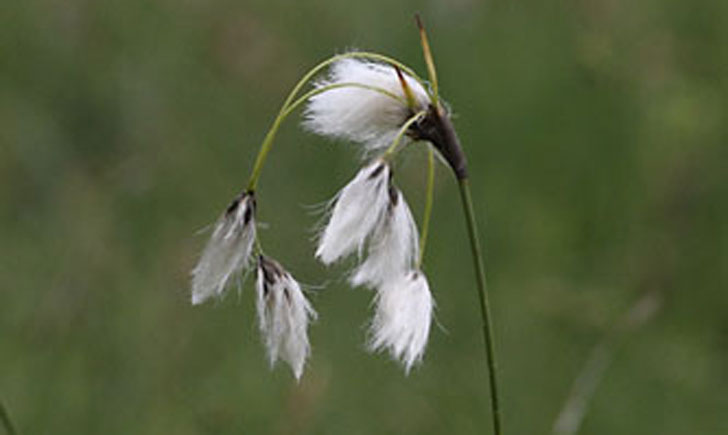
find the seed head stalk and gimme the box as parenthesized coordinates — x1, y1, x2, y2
(247, 81, 405, 192)
(458, 177, 502, 435)
(247, 52, 431, 193)
(417, 146, 435, 267)
(416, 14, 502, 434)
(382, 111, 427, 160)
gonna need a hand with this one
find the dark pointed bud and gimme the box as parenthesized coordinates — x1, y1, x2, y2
(259, 255, 284, 285)
(409, 105, 468, 179)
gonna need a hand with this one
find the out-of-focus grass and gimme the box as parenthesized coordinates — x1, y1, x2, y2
(1, 0, 726, 433)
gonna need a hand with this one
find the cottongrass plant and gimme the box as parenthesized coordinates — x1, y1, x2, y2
(191, 15, 502, 433)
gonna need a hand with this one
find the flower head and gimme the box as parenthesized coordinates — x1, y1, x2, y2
(316, 160, 392, 264)
(303, 58, 430, 151)
(191, 192, 256, 305)
(350, 187, 419, 288)
(256, 255, 317, 380)
(369, 270, 434, 373)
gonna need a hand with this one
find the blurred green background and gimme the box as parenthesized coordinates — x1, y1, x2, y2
(2, 0, 726, 433)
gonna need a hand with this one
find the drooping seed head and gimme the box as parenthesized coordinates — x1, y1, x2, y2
(350, 188, 419, 288)
(191, 192, 257, 305)
(368, 270, 434, 373)
(256, 255, 317, 380)
(316, 160, 392, 265)
(303, 57, 430, 152)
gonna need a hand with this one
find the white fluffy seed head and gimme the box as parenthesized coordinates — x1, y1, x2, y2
(316, 160, 392, 265)
(191, 192, 256, 305)
(303, 57, 430, 151)
(350, 188, 419, 288)
(256, 256, 317, 381)
(369, 271, 434, 373)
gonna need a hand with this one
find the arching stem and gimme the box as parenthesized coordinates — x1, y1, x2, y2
(381, 111, 427, 160)
(417, 146, 435, 267)
(246, 50, 432, 193)
(458, 177, 502, 435)
(281, 51, 430, 112)
(247, 82, 405, 192)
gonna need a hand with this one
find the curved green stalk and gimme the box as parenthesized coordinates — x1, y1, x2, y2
(247, 50, 432, 192)
(410, 19, 500, 429)
(247, 82, 405, 192)
(381, 111, 427, 159)
(458, 177, 502, 435)
(417, 146, 435, 267)
(253, 234, 264, 257)
(281, 51, 430, 112)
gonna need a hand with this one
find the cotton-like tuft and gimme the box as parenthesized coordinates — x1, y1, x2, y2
(191, 192, 256, 305)
(256, 256, 317, 380)
(303, 58, 430, 151)
(350, 188, 419, 288)
(369, 271, 434, 373)
(316, 160, 392, 265)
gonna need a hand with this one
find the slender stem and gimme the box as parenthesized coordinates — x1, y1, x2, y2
(253, 233, 264, 257)
(381, 111, 426, 159)
(281, 51, 430, 113)
(0, 400, 17, 435)
(457, 178, 502, 435)
(417, 146, 435, 267)
(246, 82, 405, 192)
(246, 107, 286, 193)
(288, 82, 405, 113)
(246, 50, 432, 193)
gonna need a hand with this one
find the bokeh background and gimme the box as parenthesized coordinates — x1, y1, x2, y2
(2, 0, 726, 433)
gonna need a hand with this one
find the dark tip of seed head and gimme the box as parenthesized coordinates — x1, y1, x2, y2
(225, 196, 242, 216)
(259, 256, 282, 285)
(388, 185, 399, 207)
(225, 192, 256, 226)
(243, 206, 253, 225)
(225, 190, 256, 217)
(368, 163, 385, 180)
(262, 266, 275, 285)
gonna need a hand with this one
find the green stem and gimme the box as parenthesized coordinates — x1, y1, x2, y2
(253, 234, 264, 257)
(458, 178, 502, 435)
(246, 50, 431, 193)
(417, 146, 435, 267)
(281, 51, 430, 112)
(381, 111, 426, 159)
(247, 81, 404, 253)
(0, 400, 17, 435)
(246, 82, 405, 192)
